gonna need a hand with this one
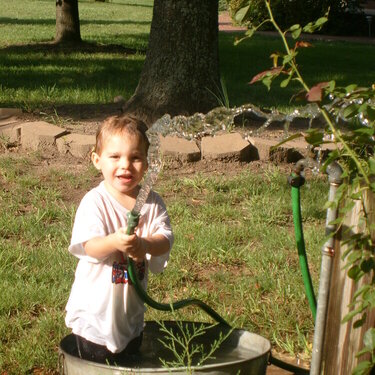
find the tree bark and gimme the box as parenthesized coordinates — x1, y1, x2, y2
(55, 0, 82, 44)
(122, 0, 221, 126)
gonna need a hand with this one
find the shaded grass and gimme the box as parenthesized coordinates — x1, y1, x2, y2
(0, 0, 152, 49)
(0, 0, 152, 109)
(0, 51, 144, 108)
(0, 153, 328, 373)
(0, 1, 374, 112)
(219, 32, 375, 110)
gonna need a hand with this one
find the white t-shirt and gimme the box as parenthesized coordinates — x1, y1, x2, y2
(65, 181, 174, 353)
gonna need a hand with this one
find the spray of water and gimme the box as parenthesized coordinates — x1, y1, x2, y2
(133, 98, 370, 213)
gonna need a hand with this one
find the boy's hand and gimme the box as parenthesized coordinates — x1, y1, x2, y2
(113, 228, 147, 261)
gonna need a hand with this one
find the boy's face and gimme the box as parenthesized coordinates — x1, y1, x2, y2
(91, 132, 148, 201)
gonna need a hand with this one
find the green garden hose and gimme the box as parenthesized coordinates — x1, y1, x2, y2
(125, 202, 310, 374)
(288, 173, 317, 321)
(125, 210, 230, 327)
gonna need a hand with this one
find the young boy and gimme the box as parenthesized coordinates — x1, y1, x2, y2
(65, 115, 174, 364)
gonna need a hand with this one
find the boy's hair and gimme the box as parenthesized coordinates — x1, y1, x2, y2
(95, 115, 150, 155)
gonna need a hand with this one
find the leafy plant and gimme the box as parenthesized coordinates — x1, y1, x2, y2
(353, 328, 375, 375)
(157, 317, 233, 374)
(229, 0, 367, 36)
(235, 1, 375, 373)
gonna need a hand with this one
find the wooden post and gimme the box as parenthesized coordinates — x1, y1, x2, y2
(322, 188, 375, 374)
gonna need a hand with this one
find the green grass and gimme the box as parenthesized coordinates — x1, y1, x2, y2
(0, 1, 372, 373)
(219, 33, 375, 110)
(0, 154, 328, 373)
(0, 154, 98, 373)
(0, 0, 152, 109)
(0, 0, 152, 48)
(0, 0, 374, 111)
(0, 51, 144, 109)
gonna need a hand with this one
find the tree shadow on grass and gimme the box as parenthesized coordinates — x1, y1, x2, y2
(0, 40, 144, 111)
(113, 1, 153, 8)
(0, 17, 150, 27)
(0, 40, 143, 55)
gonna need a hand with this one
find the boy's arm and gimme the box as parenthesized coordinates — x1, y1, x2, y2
(83, 231, 170, 261)
(142, 234, 170, 257)
(83, 233, 119, 260)
(125, 233, 170, 262)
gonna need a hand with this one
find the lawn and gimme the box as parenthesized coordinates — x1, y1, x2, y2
(0, 0, 374, 111)
(0, 0, 373, 373)
(0, 152, 328, 373)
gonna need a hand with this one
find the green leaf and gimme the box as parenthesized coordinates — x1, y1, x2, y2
(342, 308, 361, 323)
(358, 102, 369, 114)
(353, 284, 371, 300)
(234, 5, 250, 23)
(345, 84, 358, 93)
(302, 16, 327, 33)
(356, 347, 371, 357)
(342, 103, 359, 118)
(329, 80, 336, 90)
(366, 105, 375, 121)
(289, 24, 301, 31)
(341, 200, 355, 213)
(262, 76, 272, 91)
(305, 130, 324, 145)
(365, 289, 375, 307)
(348, 264, 362, 280)
(315, 16, 328, 27)
(280, 74, 292, 88)
(328, 217, 343, 225)
(291, 28, 302, 39)
(302, 22, 314, 33)
(245, 28, 255, 37)
(363, 328, 375, 350)
(352, 360, 372, 375)
(353, 127, 374, 136)
(347, 250, 362, 264)
(369, 158, 375, 176)
(361, 258, 375, 273)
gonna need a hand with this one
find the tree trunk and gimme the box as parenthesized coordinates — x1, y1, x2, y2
(322, 188, 375, 374)
(122, 0, 221, 126)
(55, 0, 82, 44)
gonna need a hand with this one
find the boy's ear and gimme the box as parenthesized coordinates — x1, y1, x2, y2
(91, 152, 101, 170)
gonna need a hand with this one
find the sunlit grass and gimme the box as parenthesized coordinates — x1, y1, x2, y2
(0, 0, 152, 48)
(0, 0, 374, 111)
(0, 152, 328, 373)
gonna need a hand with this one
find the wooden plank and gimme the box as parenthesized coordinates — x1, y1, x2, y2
(322, 188, 375, 374)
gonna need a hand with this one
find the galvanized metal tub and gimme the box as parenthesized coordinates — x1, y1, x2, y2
(59, 321, 271, 374)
